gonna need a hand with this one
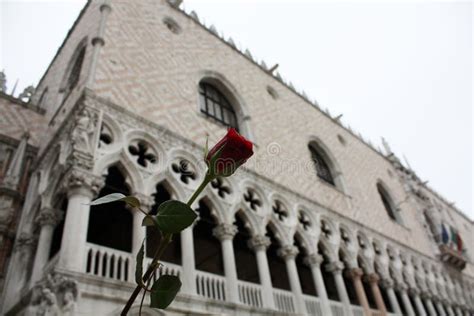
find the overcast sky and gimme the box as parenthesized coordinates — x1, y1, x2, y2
(1, 1, 472, 219)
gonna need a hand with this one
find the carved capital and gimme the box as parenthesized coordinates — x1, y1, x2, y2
(366, 273, 380, 284)
(248, 235, 271, 251)
(36, 208, 63, 227)
(347, 267, 364, 279)
(212, 224, 237, 241)
(64, 168, 104, 197)
(304, 254, 324, 268)
(133, 193, 154, 210)
(325, 261, 345, 274)
(380, 278, 394, 289)
(408, 287, 420, 296)
(277, 245, 298, 260)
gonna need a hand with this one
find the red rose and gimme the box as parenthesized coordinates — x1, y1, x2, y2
(206, 128, 253, 177)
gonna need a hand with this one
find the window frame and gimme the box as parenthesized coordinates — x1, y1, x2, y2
(308, 143, 335, 186)
(199, 82, 239, 130)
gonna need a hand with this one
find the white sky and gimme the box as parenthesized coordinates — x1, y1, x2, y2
(1, 0, 472, 219)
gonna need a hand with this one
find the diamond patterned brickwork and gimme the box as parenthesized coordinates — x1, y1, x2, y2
(89, 0, 472, 262)
(0, 95, 48, 147)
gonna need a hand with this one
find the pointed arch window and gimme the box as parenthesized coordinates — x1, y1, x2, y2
(199, 82, 238, 130)
(308, 143, 335, 186)
(193, 199, 224, 275)
(234, 213, 259, 283)
(266, 226, 291, 290)
(67, 46, 86, 92)
(147, 183, 181, 264)
(377, 183, 403, 224)
(87, 166, 133, 252)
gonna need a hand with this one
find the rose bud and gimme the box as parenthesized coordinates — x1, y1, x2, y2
(206, 128, 253, 177)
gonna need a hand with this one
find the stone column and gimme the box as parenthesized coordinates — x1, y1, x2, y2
(399, 286, 416, 316)
(180, 226, 196, 295)
(381, 279, 402, 314)
(30, 208, 62, 283)
(367, 273, 387, 313)
(348, 268, 371, 315)
(58, 172, 102, 272)
(412, 289, 428, 316)
(435, 300, 447, 316)
(278, 245, 305, 315)
(423, 296, 438, 316)
(213, 223, 239, 303)
(305, 254, 332, 316)
(248, 235, 275, 309)
(326, 261, 353, 316)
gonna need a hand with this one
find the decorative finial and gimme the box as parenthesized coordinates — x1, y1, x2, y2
(381, 137, 392, 155)
(18, 85, 35, 102)
(0, 70, 6, 93)
(268, 63, 279, 73)
(209, 24, 218, 35)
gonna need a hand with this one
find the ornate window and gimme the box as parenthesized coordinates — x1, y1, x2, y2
(377, 183, 402, 224)
(308, 143, 335, 185)
(199, 82, 238, 130)
(67, 46, 86, 92)
(37, 87, 48, 108)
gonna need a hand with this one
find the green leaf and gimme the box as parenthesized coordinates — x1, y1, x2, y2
(155, 200, 197, 234)
(142, 215, 156, 227)
(89, 193, 141, 208)
(150, 275, 181, 309)
(122, 196, 141, 208)
(135, 241, 145, 287)
(89, 193, 126, 205)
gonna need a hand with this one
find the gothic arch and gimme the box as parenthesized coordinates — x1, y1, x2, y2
(59, 37, 88, 96)
(307, 136, 347, 192)
(196, 70, 255, 142)
(232, 206, 261, 237)
(95, 156, 142, 194)
(376, 180, 403, 224)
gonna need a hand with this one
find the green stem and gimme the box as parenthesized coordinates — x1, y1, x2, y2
(186, 174, 213, 207)
(121, 234, 171, 316)
(121, 174, 212, 315)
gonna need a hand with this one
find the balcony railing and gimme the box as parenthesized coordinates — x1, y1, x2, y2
(195, 270, 226, 301)
(329, 300, 345, 316)
(303, 294, 323, 315)
(237, 279, 263, 308)
(83, 245, 395, 316)
(85, 243, 133, 282)
(352, 305, 364, 316)
(273, 288, 295, 313)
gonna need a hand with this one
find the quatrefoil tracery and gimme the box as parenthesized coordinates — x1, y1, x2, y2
(273, 201, 288, 222)
(243, 189, 262, 211)
(128, 140, 157, 168)
(211, 178, 231, 198)
(298, 212, 311, 230)
(172, 160, 196, 184)
(321, 220, 332, 238)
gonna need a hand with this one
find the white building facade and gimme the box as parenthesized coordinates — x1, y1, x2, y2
(0, 1, 473, 315)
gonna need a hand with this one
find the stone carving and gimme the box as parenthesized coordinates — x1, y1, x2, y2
(19, 85, 35, 102)
(36, 208, 63, 227)
(64, 168, 104, 195)
(0, 70, 6, 92)
(212, 224, 237, 241)
(26, 273, 78, 316)
(71, 108, 98, 154)
(277, 245, 298, 260)
(247, 235, 271, 251)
